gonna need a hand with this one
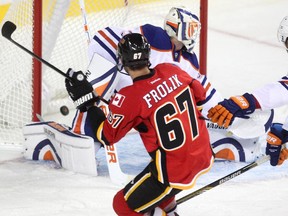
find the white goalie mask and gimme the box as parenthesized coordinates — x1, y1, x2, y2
(164, 6, 201, 53)
(277, 16, 288, 51)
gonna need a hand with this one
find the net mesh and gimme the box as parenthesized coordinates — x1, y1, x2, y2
(0, 0, 201, 145)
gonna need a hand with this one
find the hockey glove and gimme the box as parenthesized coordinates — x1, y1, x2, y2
(65, 68, 99, 112)
(207, 93, 256, 128)
(266, 123, 288, 166)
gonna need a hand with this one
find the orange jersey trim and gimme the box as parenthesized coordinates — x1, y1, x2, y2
(98, 30, 117, 49)
(73, 112, 84, 134)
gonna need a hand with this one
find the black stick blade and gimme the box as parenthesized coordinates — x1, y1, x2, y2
(1, 21, 16, 39)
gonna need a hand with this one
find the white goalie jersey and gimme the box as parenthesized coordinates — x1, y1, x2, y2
(71, 24, 223, 138)
(253, 74, 288, 130)
(87, 24, 222, 116)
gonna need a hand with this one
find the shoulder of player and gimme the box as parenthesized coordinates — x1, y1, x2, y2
(92, 26, 124, 47)
(110, 86, 142, 109)
(140, 24, 172, 50)
(154, 63, 192, 80)
(155, 62, 183, 72)
(181, 51, 199, 69)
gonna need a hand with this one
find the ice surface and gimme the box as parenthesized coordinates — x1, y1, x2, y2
(1, 0, 288, 215)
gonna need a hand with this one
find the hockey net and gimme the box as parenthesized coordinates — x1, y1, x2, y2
(0, 0, 206, 148)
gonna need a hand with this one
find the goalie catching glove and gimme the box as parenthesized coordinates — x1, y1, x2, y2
(65, 68, 99, 112)
(266, 123, 288, 166)
(207, 93, 256, 128)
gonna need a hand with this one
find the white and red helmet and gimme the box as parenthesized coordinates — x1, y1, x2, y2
(164, 6, 201, 53)
(278, 16, 288, 50)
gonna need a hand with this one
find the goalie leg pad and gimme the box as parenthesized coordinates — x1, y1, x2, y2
(23, 121, 97, 176)
(207, 122, 265, 162)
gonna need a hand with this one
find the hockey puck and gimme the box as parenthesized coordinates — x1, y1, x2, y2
(60, 106, 69, 116)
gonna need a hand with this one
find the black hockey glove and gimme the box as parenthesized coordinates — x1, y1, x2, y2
(65, 68, 99, 112)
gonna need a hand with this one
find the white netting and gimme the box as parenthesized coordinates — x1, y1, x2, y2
(0, 0, 201, 145)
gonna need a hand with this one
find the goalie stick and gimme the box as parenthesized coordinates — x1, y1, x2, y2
(176, 155, 270, 205)
(76, 2, 133, 186)
(2, 20, 130, 186)
(78, 0, 91, 44)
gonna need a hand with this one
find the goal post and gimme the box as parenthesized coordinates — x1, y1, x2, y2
(200, 0, 208, 77)
(32, 0, 42, 122)
(0, 0, 207, 146)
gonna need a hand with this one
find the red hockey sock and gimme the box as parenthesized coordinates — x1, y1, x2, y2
(113, 189, 142, 216)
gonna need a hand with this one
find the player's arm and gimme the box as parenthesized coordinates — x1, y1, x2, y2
(89, 99, 138, 147)
(252, 76, 288, 110)
(195, 74, 224, 118)
(189, 78, 206, 106)
(65, 68, 107, 141)
(208, 74, 288, 128)
(65, 69, 135, 146)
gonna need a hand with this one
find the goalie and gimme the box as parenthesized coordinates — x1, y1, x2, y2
(208, 16, 288, 166)
(65, 32, 214, 216)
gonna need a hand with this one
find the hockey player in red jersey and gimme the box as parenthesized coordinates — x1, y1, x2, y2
(207, 16, 288, 167)
(65, 33, 214, 215)
(72, 6, 220, 139)
(70, 6, 270, 163)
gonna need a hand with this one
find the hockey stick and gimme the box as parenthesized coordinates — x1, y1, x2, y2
(1, 21, 108, 104)
(75, 3, 133, 186)
(1, 21, 72, 81)
(176, 155, 270, 205)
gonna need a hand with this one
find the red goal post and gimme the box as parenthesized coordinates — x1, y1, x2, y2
(0, 0, 207, 147)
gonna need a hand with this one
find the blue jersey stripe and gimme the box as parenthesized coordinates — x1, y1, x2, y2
(93, 35, 117, 62)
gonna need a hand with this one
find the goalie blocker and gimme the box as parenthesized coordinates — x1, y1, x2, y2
(23, 121, 97, 176)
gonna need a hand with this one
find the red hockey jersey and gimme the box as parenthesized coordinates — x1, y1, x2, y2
(99, 63, 213, 189)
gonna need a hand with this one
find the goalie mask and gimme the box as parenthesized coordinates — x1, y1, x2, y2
(164, 6, 201, 53)
(278, 16, 288, 51)
(117, 33, 151, 70)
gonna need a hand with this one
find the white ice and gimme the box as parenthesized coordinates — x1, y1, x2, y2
(1, 0, 288, 215)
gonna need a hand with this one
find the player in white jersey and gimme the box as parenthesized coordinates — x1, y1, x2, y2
(70, 6, 271, 162)
(207, 16, 288, 166)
